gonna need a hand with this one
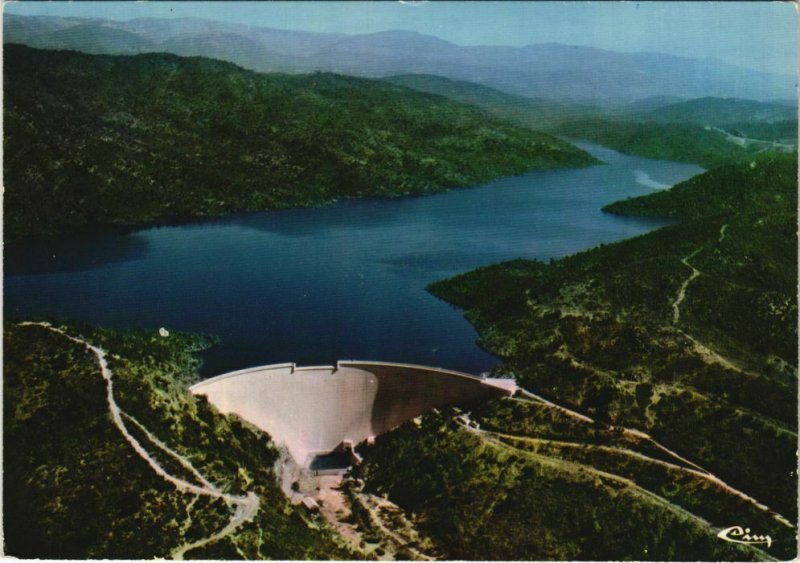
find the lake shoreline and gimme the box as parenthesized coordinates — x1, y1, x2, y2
(5, 142, 702, 377)
(5, 157, 603, 244)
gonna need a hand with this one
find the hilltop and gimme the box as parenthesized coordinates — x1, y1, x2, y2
(4, 44, 595, 238)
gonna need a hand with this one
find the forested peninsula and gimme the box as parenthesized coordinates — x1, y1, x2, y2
(4, 44, 596, 239)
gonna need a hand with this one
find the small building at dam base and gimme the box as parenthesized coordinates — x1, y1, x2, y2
(189, 361, 517, 466)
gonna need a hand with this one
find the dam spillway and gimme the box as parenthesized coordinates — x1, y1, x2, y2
(189, 361, 517, 465)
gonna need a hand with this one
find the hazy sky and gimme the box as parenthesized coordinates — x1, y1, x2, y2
(5, 1, 797, 75)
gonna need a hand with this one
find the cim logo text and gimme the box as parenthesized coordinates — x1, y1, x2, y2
(716, 526, 772, 548)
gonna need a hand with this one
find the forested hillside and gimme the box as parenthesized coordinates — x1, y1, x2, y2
(4, 321, 352, 559)
(4, 44, 595, 238)
(554, 119, 793, 168)
(358, 406, 786, 560)
(382, 74, 595, 129)
(554, 94, 796, 168)
(603, 152, 797, 220)
(642, 97, 796, 125)
(381, 75, 797, 169)
(392, 152, 800, 559)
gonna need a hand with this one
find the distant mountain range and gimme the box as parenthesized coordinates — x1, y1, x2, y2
(383, 74, 797, 124)
(382, 74, 596, 129)
(5, 14, 796, 102)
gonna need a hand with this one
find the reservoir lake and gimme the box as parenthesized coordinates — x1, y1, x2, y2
(5, 142, 703, 377)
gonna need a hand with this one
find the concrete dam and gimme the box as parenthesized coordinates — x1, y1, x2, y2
(189, 361, 517, 465)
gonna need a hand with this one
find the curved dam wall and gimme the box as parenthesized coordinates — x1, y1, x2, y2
(189, 361, 516, 465)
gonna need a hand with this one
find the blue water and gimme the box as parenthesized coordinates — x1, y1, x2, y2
(4, 142, 702, 376)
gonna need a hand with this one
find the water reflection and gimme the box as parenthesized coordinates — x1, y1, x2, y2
(5, 234, 150, 275)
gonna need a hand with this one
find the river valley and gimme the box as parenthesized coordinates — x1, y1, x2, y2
(4, 142, 702, 377)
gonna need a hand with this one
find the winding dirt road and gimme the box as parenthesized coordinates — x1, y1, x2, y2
(506, 223, 795, 529)
(459, 421, 778, 561)
(671, 225, 761, 377)
(18, 322, 260, 559)
(672, 247, 703, 323)
(17, 316, 793, 559)
(513, 387, 792, 528)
